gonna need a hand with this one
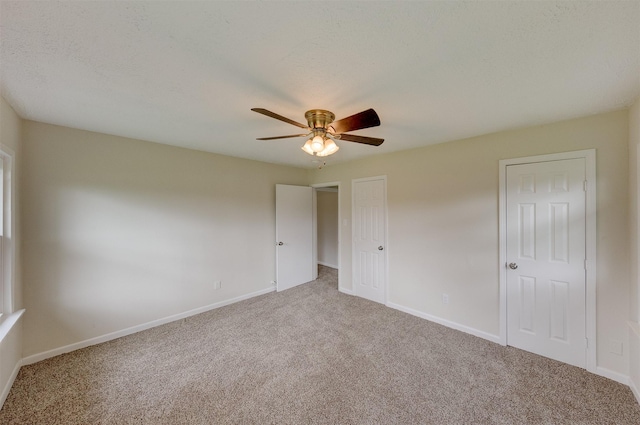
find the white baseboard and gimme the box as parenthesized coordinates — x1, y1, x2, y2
(630, 376, 640, 405)
(629, 321, 640, 404)
(594, 366, 629, 386)
(22, 286, 276, 366)
(318, 261, 338, 269)
(16, 288, 640, 407)
(338, 286, 354, 295)
(385, 302, 638, 392)
(0, 358, 22, 408)
(0, 310, 25, 409)
(386, 301, 501, 344)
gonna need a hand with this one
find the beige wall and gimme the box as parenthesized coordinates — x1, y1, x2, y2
(310, 110, 631, 376)
(317, 190, 339, 268)
(21, 121, 308, 357)
(9, 105, 639, 386)
(0, 96, 24, 405)
(629, 97, 640, 400)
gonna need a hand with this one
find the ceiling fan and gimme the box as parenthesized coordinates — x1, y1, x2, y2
(251, 108, 384, 157)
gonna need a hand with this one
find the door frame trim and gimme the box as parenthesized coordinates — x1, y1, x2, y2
(352, 175, 389, 304)
(498, 149, 596, 372)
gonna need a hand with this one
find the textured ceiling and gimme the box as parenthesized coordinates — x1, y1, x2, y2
(1, 1, 639, 168)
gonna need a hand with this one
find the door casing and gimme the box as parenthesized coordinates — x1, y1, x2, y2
(498, 149, 596, 373)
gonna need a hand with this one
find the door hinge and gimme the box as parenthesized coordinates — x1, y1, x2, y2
(583, 180, 588, 192)
(585, 338, 589, 349)
(584, 259, 587, 270)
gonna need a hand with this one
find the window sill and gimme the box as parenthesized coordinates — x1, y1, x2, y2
(0, 309, 24, 344)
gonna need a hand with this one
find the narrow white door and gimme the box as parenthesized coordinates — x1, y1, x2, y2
(506, 158, 586, 368)
(276, 184, 313, 292)
(353, 177, 387, 304)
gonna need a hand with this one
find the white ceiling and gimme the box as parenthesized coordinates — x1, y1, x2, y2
(1, 1, 639, 168)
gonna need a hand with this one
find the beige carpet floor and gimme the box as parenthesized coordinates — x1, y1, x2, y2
(1, 266, 639, 424)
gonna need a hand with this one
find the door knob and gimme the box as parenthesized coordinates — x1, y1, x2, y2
(277, 242, 284, 246)
(378, 246, 384, 251)
(508, 262, 518, 270)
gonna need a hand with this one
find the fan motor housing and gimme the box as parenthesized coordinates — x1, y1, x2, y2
(305, 109, 335, 129)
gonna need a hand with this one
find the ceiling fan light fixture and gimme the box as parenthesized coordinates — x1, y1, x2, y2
(311, 135, 325, 152)
(317, 139, 339, 157)
(252, 107, 383, 157)
(301, 139, 315, 155)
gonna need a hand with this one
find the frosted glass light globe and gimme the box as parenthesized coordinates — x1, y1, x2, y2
(311, 135, 325, 152)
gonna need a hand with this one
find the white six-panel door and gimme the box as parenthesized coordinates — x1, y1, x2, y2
(353, 177, 387, 304)
(506, 158, 586, 368)
(275, 184, 313, 292)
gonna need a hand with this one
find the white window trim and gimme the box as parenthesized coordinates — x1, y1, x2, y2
(0, 145, 16, 316)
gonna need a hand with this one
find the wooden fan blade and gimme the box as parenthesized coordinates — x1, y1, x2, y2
(256, 134, 309, 140)
(329, 108, 380, 134)
(338, 133, 384, 146)
(251, 108, 309, 129)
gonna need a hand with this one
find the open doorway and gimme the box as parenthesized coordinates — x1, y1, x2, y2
(316, 187, 338, 268)
(313, 183, 340, 287)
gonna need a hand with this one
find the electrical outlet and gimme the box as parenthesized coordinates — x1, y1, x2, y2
(213, 281, 221, 290)
(442, 293, 449, 304)
(609, 340, 623, 356)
